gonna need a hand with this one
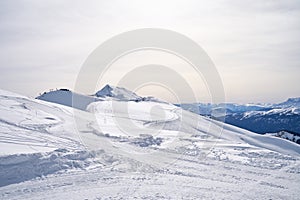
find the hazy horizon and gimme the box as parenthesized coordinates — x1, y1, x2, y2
(1, 0, 299, 103)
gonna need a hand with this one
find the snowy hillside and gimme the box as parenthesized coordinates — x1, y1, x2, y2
(1, 88, 300, 199)
(267, 131, 300, 144)
(36, 89, 99, 110)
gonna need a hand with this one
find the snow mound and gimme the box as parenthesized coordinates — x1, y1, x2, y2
(0, 148, 123, 187)
(36, 89, 99, 110)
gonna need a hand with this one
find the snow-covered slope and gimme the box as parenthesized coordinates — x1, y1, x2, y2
(36, 89, 99, 110)
(267, 131, 300, 144)
(0, 89, 83, 155)
(1, 89, 300, 199)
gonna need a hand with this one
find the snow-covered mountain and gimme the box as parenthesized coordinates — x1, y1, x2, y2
(178, 102, 270, 115)
(1, 88, 300, 199)
(275, 97, 300, 108)
(36, 85, 161, 111)
(225, 108, 300, 135)
(95, 84, 141, 100)
(178, 98, 300, 136)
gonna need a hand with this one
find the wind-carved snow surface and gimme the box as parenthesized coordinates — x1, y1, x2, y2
(1, 88, 300, 199)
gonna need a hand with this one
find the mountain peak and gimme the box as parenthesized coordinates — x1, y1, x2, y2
(103, 84, 113, 90)
(277, 97, 300, 108)
(97, 84, 114, 97)
(95, 85, 141, 100)
(287, 97, 300, 103)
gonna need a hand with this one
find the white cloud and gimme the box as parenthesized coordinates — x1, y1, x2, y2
(0, 0, 299, 102)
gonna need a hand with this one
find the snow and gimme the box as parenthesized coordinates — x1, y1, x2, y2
(95, 84, 141, 100)
(1, 88, 300, 199)
(242, 107, 300, 119)
(267, 131, 300, 144)
(179, 98, 300, 136)
(36, 89, 99, 110)
(179, 98, 300, 116)
(178, 102, 268, 115)
(0, 89, 83, 156)
(276, 97, 300, 108)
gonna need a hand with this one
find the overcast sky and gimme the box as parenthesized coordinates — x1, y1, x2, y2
(0, 0, 299, 103)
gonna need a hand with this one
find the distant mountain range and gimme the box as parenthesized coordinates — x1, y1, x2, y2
(177, 98, 300, 144)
